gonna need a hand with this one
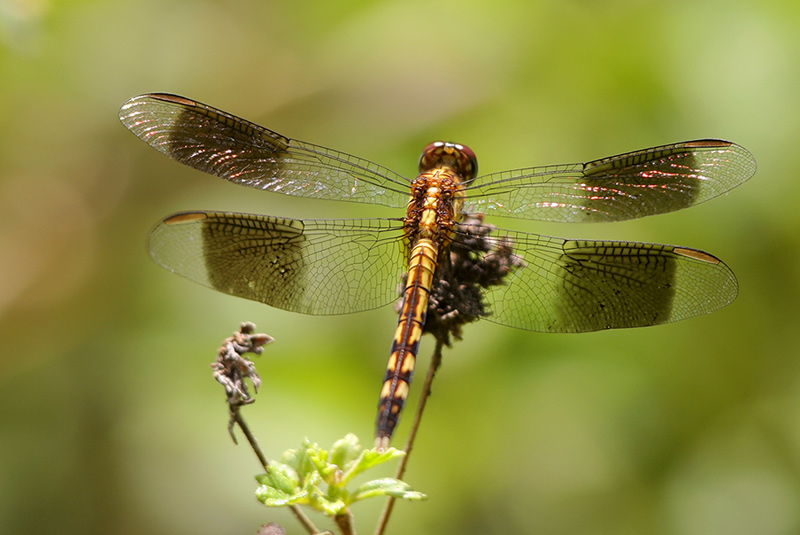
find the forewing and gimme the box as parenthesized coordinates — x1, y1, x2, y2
(466, 140, 755, 222)
(477, 229, 737, 332)
(149, 211, 407, 315)
(120, 94, 410, 207)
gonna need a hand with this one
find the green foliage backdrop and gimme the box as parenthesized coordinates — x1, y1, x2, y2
(1, 1, 799, 534)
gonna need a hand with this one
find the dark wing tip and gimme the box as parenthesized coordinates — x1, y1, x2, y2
(682, 139, 732, 148)
(119, 93, 198, 122)
(163, 211, 208, 225)
(673, 246, 721, 264)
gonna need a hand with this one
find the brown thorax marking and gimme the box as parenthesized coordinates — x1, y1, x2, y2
(404, 141, 474, 252)
(404, 171, 464, 246)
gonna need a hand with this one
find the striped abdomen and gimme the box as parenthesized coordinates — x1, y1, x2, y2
(375, 237, 439, 447)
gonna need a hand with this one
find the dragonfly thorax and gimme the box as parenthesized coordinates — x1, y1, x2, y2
(405, 171, 465, 244)
(418, 141, 478, 181)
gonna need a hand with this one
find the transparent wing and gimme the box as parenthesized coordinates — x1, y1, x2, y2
(120, 94, 411, 208)
(149, 211, 407, 315)
(465, 227, 738, 332)
(465, 140, 756, 222)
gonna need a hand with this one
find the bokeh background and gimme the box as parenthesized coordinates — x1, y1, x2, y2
(2, 1, 799, 534)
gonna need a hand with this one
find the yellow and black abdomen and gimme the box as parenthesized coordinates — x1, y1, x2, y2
(375, 238, 439, 445)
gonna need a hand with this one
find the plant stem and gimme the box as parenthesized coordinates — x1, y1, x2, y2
(232, 409, 321, 534)
(334, 510, 356, 535)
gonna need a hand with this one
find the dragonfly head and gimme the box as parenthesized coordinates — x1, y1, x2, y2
(419, 141, 478, 181)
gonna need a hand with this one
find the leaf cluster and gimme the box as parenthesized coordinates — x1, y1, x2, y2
(256, 434, 426, 516)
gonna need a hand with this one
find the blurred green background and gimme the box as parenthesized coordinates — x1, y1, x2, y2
(2, 0, 799, 534)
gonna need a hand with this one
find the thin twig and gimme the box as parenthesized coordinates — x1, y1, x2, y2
(334, 510, 356, 535)
(399, 339, 444, 478)
(232, 408, 321, 534)
(231, 408, 269, 471)
(374, 339, 444, 535)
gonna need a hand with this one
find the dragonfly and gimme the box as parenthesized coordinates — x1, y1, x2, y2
(119, 93, 756, 448)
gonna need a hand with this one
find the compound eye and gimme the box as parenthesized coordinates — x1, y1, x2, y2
(457, 144, 478, 180)
(418, 142, 445, 173)
(418, 141, 478, 180)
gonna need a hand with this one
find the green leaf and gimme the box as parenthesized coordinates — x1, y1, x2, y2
(307, 444, 331, 473)
(340, 447, 404, 485)
(259, 462, 300, 495)
(256, 484, 308, 507)
(301, 469, 322, 491)
(330, 433, 362, 468)
(309, 489, 347, 515)
(350, 478, 428, 502)
(281, 444, 315, 479)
